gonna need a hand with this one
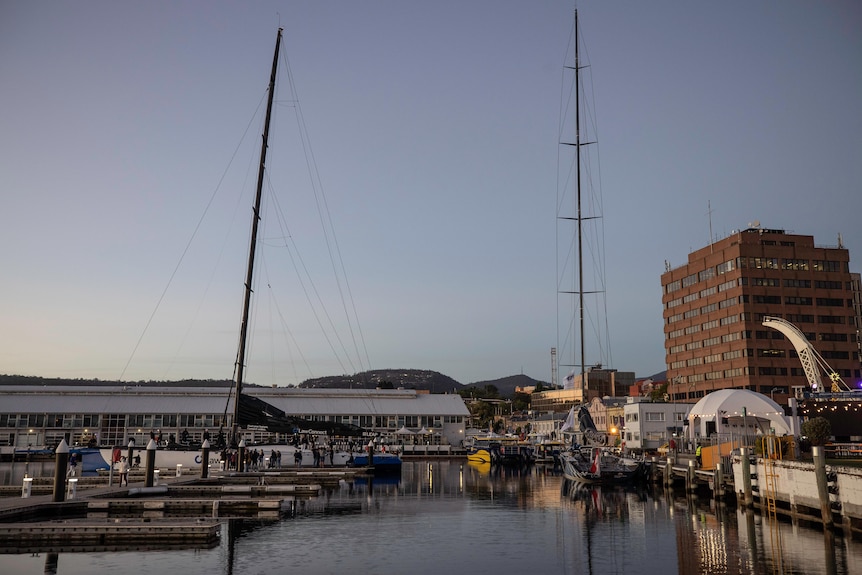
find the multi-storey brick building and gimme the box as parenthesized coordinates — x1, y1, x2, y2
(660, 227, 861, 404)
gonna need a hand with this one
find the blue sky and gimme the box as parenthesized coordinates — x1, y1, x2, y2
(1, 1, 860, 387)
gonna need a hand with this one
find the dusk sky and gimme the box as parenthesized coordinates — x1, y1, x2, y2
(2, 1, 860, 387)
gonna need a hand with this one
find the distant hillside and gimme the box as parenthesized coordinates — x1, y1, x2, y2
(0, 374, 235, 387)
(300, 369, 461, 394)
(0, 371, 550, 397)
(461, 374, 550, 398)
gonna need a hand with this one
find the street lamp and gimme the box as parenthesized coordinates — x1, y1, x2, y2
(770, 387, 780, 401)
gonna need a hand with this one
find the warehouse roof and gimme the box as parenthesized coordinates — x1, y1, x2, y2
(0, 385, 469, 417)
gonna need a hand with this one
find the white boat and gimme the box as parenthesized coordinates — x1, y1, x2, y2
(98, 444, 358, 472)
(558, 406, 645, 484)
(559, 446, 644, 484)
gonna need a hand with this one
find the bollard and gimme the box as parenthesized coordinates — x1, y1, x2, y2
(145, 438, 157, 487)
(22, 477, 33, 498)
(67, 478, 78, 500)
(53, 439, 70, 503)
(714, 462, 724, 500)
(687, 459, 696, 492)
(176, 463, 183, 477)
(154, 469, 160, 486)
(238, 439, 246, 472)
(201, 439, 211, 479)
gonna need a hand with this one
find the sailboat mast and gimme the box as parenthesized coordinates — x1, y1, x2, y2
(574, 10, 586, 392)
(233, 28, 283, 446)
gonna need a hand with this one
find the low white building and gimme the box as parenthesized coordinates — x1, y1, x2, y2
(0, 383, 470, 450)
(622, 397, 691, 454)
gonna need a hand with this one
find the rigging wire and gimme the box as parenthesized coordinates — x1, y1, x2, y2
(555, 11, 614, 380)
(119, 93, 268, 382)
(280, 43, 372, 374)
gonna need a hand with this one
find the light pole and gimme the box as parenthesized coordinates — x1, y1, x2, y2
(770, 387, 780, 402)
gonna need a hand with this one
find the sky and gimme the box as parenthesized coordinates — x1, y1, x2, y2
(1, 1, 860, 387)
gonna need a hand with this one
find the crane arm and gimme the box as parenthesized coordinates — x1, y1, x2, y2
(761, 316, 849, 392)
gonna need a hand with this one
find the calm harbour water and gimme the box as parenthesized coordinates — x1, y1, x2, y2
(1, 460, 860, 574)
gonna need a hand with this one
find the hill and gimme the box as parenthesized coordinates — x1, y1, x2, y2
(0, 371, 551, 398)
(300, 369, 461, 394)
(461, 374, 550, 398)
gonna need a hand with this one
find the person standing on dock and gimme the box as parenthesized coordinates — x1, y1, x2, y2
(117, 456, 129, 487)
(67, 452, 78, 477)
(695, 444, 702, 466)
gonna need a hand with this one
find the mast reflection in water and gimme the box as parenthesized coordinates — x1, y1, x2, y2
(1, 461, 859, 574)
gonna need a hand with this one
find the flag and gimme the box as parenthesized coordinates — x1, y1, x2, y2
(564, 371, 575, 389)
(559, 407, 576, 432)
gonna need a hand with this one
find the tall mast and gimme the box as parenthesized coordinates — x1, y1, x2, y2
(575, 9, 586, 392)
(233, 28, 283, 446)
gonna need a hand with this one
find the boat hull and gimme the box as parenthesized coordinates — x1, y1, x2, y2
(560, 448, 645, 484)
(99, 445, 354, 471)
(466, 448, 495, 465)
(350, 452, 402, 473)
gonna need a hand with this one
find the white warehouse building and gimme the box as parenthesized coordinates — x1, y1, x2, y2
(0, 383, 470, 452)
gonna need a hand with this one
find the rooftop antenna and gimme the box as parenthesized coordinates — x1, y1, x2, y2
(707, 200, 714, 253)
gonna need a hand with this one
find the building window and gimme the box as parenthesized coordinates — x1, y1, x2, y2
(785, 296, 812, 305)
(816, 298, 843, 307)
(758, 348, 786, 357)
(819, 333, 848, 342)
(781, 258, 809, 271)
(700, 286, 717, 297)
(716, 260, 736, 275)
(698, 268, 715, 282)
(754, 295, 781, 304)
(817, 315, 845, 324)
(645, 412, 665, 422)
(750, 257, 778, 269)
(813, 260, 842, 272)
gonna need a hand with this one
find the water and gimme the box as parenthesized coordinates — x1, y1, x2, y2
(1, 461, 860, 574)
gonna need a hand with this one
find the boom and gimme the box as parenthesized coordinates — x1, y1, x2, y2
(761, 316, 849, 392)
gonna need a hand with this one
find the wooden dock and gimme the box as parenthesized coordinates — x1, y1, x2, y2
(0, 467, 362, 549)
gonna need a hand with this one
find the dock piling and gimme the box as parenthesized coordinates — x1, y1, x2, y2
(812, 445, 834, 529)
(52, 439, 69, 503)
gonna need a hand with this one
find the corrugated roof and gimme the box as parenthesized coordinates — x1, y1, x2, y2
(0, 385, 469, 416)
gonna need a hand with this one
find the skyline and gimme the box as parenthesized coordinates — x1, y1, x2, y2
(1, 1, 860, 386)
